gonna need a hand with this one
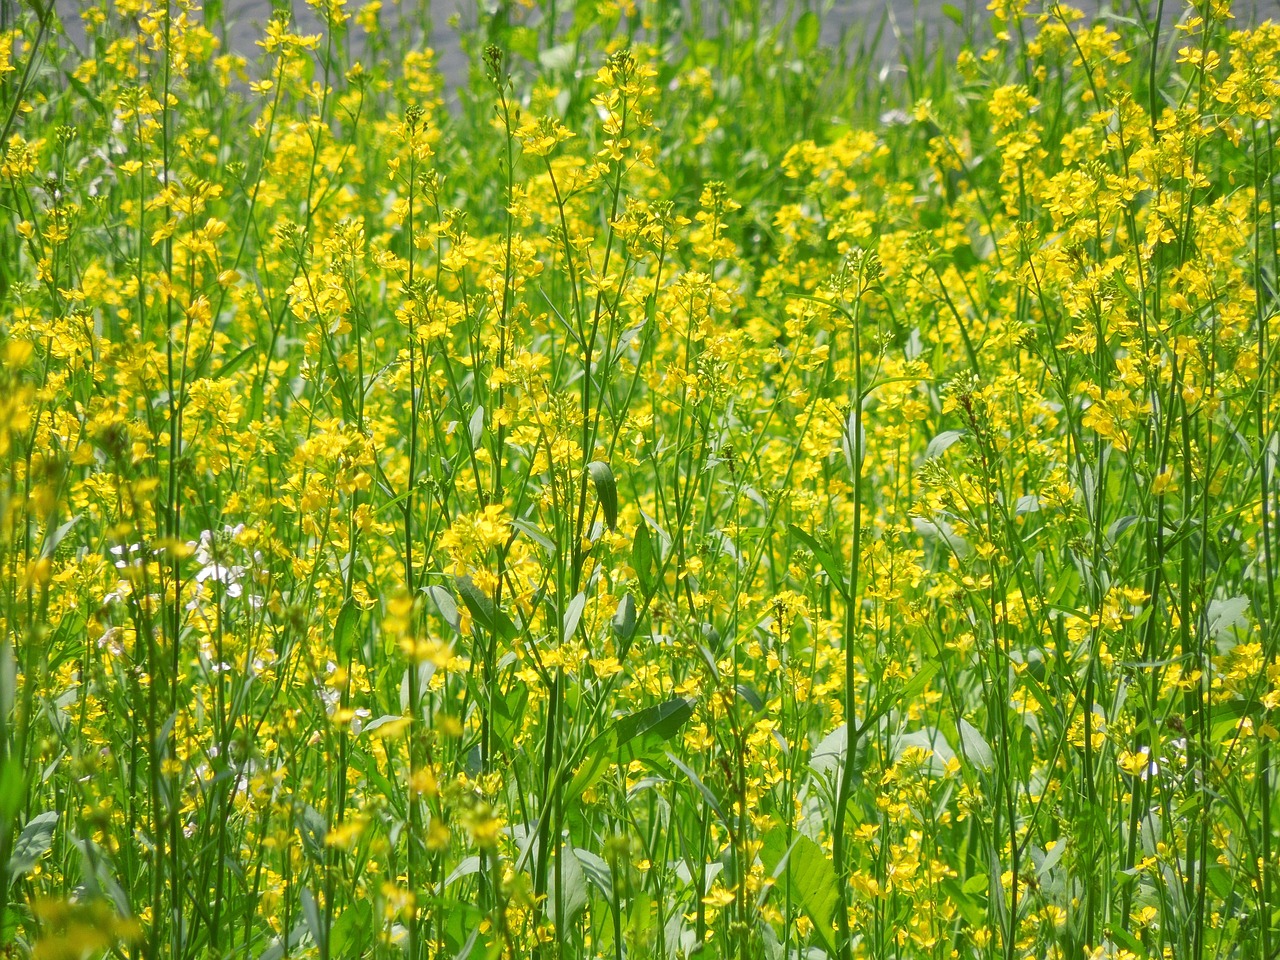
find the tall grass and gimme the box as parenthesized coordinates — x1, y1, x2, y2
(1, 0, 1278, 958)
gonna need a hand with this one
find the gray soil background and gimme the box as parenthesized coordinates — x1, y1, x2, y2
(44, 0, 1279, 93)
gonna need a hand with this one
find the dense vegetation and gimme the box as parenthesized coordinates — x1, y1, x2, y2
(2, 0, 1279, 957)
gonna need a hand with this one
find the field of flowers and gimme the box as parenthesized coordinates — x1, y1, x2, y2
(2, 0, 1279, 957)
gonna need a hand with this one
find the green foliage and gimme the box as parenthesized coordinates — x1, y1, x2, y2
(1, 0, 1278, 959)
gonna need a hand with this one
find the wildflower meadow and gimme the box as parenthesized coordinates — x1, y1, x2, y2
(2, 0, 1279, 957)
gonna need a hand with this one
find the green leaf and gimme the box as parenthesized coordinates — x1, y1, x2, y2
(41, 514, 81, 559)
(962, 873, 988, 895)
(568, 699, 695, 801)
(549, 845, 588, 927)
(735, 684, 763, 712)
(942, 878, 985, 927)
(941, 3, 965, 27)
(456, 575, 517, 640)
(334, 598, 359, 664)
(210, 342, 257, 380)
(300, 889, 325, 956)
(794, 10, 820, 53)
(63, 71, 107, 118)
(566, 729, 617, 799)
(507, 26, 539, 62)
(445, 855, 482, 888)
(510, 517, 555, 554)
(1035, 839, 1066, 880)
(361, 715, 410, 737)
(809, 723, 848, 777)
(563, 592, 587, 642)
(587, 461, 618, 531)
(897, 661, 940, 708)
(615, 698, 694, 748)
(428, 585, 461, 633)
(7, 811, 56, 881)
(760, 828, 838, 954)
(787, 525, 848, 598)
(627, 889, 653, 943)
(1206, 595, 1251, 643)
(893, 727, 955, 775)
(632, 521, 656, 594)
(538, 41, 576, 71)
(330, 900, 373, 959)
(574, 847, 613, 899)
(611, 593, 636, 642)
(297, 805, 327, 863)
(0, 758, 23, 832)
(1109, 926, 1150, 958)
(492, 682, 529, 748)
(258, 923, 308, 960)
(348, 747, 403, 818)
(925, 429, 963, 459)
(958, 718, 994, 772)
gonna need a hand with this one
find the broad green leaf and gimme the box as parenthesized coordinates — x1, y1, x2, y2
(925, 429, 964, 459)
(563, 591, 587, 642)
(897, 661, 940, 708)
(210, 342, 257, 380)
(0, 758, 21, 835)
(428, 585, 461, 633)
(445, 855, 482, 888)
(893, 727, 955, 775)
(299, 889, 324, 956)
(456, 575, 517, 640)
(549, 845, 588, 927)
(41, 514, 81, 559)
(507, 26, 539, 62)
(1107, 514, 1143, 545)
(566, 730, 617, 799)
(567, 699, 693, 801)
(258, 923, 307, 960)
(1035, 839, 1067, 880)
(760, 827, 838, 954)
(347, 748, 403, 818)
(510, 517, 555, 554)
(297, 805, 327, 862)
(492, 682, 529, 747)
(809, 724, 847, 777)
(794, 10, 820, 53)
(7, 811, 57, 880)
(632, 522, 656, 594)
(1207, 595, 1251, 643)
(574, 847, 613, 899)
(1109, 927, 1150, 958)
(587, 461, 618, 531)
(962, 873, 988, 895)
(615, 698, 694, 747)
(958, 718, 994, 772)
(362, 715, 411, 739)
(942, 878, 985, 927)
(611, 593, 636, 642)
(627, 889, 653, 942)
(334, 598, 359, 663)
(330, 900, 373, 959)
(539, 41, 576, 71)
(735, 683, 763, 712)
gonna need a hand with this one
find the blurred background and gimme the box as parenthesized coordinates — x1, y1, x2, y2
(42, 0, 1267, 94)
